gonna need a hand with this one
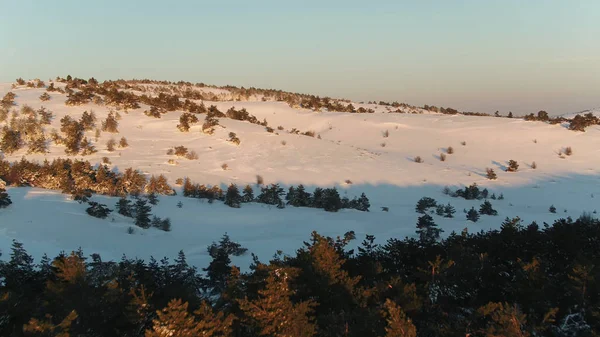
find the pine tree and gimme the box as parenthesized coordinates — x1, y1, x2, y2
(416, 214, 442, 244)
(239, 267, 316, 337)
(288, 184, 311, 207)
(257, 184, 285, 205)
(101, 111, 119, 133)
(86, 201, 112, 219)
(224, 184, 242, 208)
(354, 192, 371, 212)
(479, 200, 498, 216)
(241, 185, 254, 203)
(286, 186, 296, 203)
(116, 197, 133, 217)
(322, 188, 342, 212)
(486, 168, 497, 180)
(147, 192, 159, 205)
(381, 299, 417, 337)
(443, 203, 455, 218)
(134, 198, 152, 228)
(436, 205, 445, 216)
(549, 205, 556, 213)
(0, 187, 12, 208)
(507, 160, 519, 172)
(147, 299, 233, 337)
(415, 197, 437, 214)
(203, 246, 232, 296)
(477, 302, 530, 337)
(311, 187, 324, 208)
(467, 207, 480, 222)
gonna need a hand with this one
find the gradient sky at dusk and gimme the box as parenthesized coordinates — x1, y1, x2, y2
(1, 0, 598, 114)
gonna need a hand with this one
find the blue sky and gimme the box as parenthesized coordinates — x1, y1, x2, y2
(1, 0, 598, 114)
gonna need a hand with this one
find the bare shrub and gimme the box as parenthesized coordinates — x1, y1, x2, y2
(166, 148, 174, 155)
(222, 163, 229, 170)
(461, 141, 466, 146)
(440, 153, 446, 161)
(345, 179, 353, 185)
(175, 178, 184, 185)
(277, 126, 284, 130)
(281, 140, 287, 146)
(414, 156, 423, 163)
(102, 157, 111, 164)
(303, 130, 315, 137)
(174, 146, 188, 157)
(383, 130, 389, 138)
(256, 175, 264, 185)
(185, 150, 198, 160)
(564, 146, 573, 156)
(167, 159, 178, 165)
(380, 142, 386, 147)
(447, 146, 454, 154)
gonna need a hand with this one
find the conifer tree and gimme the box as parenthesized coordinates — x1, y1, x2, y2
(381, 299, 417, 337)
(203, 246, 232, 296)
(288, 184, 311, 207)
(147, 192, 159, 205)
(443, 203, 455, 218)
(224, 184, 242, 208)
(416, 214, 442, 244)
(241, 185, 254, 203)
(354, 192, 371, 212)
(147, 299, 233, 337)
(134, 198, 152, 229)
(257, 184, 285, 206)
(311, 187, 324, 208)
(322, 188, 342, 212)
(486, 168, 497, 180)
(479, 200, 498, 216)
(467, 207, 480, 222)
(86, 201, 112, 219)
(239, 267, 317, 337)
(0, 126, 23, 154)
(116, 197, 133, 217)
(101, 111, 119, 133)
(415, 197, 437, 214)
(0, 187, 12, 208)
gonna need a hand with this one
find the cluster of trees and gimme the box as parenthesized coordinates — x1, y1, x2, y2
(183, 179, 370, 212)
(0, 157, 174, 197)
(115, 195, 171, 231)
(0, 105, 51, 155)
(2, 214, 599, 336)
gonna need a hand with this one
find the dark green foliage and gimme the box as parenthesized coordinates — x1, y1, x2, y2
(443, 203, 455, 218)
(287, 184, 311, 207)
(224, 184, 242, 208)
(311, 187, 324, 208)
(322, 187, 342, 212)
(116, 197, 133, 217)
(0, 187, 12, 208)
(436, 204, 445, 216)
(86, 201, 112, 219)
(351, 193, 371, 212)
(207, 233, 248, 257)
(454, 183, 484, 200)
(134, 197, 152, 228)
(257, 183, 285, 206)
(415, 214, 443, 244)
(498, 193, 505, 200)
(241, 184, 254, 203)
(467, 207, 480, 222)
(147, 192, 159, 205)
(479, 200, 498, 216)
(549, 205, 557, 213)
(415, 197, 437, 213)
(3, 215, 600, 336)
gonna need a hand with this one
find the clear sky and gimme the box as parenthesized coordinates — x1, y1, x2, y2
(1, 0, 598, 115)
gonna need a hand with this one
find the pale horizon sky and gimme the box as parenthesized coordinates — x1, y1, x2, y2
(1, 0, 599, 115)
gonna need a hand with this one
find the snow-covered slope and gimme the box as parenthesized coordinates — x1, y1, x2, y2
(1, 81, 600, 270)
(561, 107, 600, 119)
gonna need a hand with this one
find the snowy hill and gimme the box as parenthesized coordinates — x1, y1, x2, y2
(561, 107, 600, 119)
(1, 79, 600, 270)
